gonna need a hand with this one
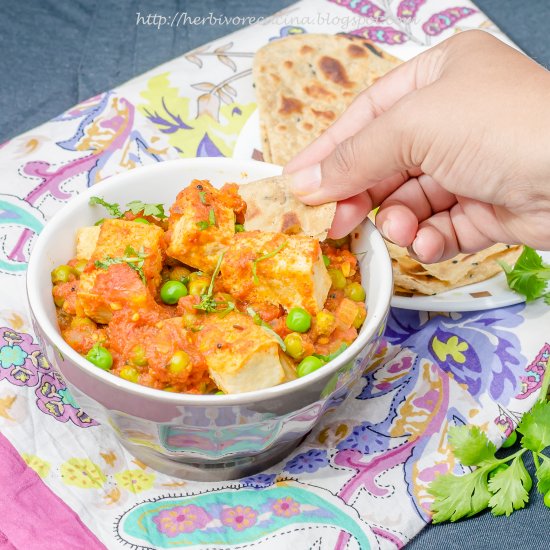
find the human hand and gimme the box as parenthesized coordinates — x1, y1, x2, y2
(284, 30, 550, 262)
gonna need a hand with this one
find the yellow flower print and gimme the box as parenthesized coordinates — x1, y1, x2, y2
(22, 453, 51, 478)
(139, 73, 255, 158)
(60, 458, 106, 488)
(115, 469, 155, 494)
(432, 335, 469, 363)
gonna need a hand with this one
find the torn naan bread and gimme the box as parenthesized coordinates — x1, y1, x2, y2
(238, 175, 336, 241)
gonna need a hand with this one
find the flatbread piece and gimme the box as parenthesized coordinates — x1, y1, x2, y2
(238, 175, 336, 241)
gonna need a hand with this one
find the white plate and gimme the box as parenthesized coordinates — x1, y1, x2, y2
(233, 110, 261, 161)
(391, 251, 550, 311)
(233, 110, 549, 312)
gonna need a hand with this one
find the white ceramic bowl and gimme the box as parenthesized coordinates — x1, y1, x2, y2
(26, 158, 392, 480)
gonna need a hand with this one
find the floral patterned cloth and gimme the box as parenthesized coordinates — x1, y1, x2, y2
(0, 1, 548, 548)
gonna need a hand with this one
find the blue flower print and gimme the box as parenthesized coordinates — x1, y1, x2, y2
(284, 449, 329, 474)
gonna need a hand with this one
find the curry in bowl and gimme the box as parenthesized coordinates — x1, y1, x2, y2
(51, 179, 366, 395)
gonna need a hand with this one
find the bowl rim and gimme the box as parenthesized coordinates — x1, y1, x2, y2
(26, 157, 393, 406)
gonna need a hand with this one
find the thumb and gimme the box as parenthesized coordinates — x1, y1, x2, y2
(287, 96, 422, 205)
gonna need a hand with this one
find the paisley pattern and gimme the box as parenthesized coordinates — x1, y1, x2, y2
(116, 483, 374, 549)
(0, 1, 548, 549)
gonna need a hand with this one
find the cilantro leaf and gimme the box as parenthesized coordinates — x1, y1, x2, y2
(89, 196, 122, 217)
(488, 456, 532, 516)
(196, 208, 217, 231)
(246, 307, 286, 351)
(314, 343, 348, 363)
(209, 208, 216, 227)
(498, 246, 550, 301)
(126, 200, 167, 219)
(536, 455, 550, 495)
(94, 245, 147, 284)
(194, 253, 224, 313)
(199, 191, 207, 204)
(517, 401, 550, 452)
(448, 425, 497, 466)
(429, 467, 492, 523)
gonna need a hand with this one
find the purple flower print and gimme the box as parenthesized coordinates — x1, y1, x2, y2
(153, 505, 210, 536)
(284, 449, 329, 474)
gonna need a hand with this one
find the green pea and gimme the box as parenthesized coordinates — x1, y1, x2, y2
(160, 280, 188, 304)
(345, 282, 366, 302)
(322, 254, 330, 267)
(215, 390, 225, 395)
(286, 307, 312, 333)
(169, 266, 191, 282)
(501, 431, 517, 448)
(489, 463, 509, 480)
(134, 217, 150, 224)
(130, 344, 148, 366)
(119, 365, 139, 383)
(73, 259, 88, 277)
(86, 345, 113, 371)
(51, 264, 75, 284)
(168, 351, 191, 375)
(297, 356, 324, 377)
(284, 333, 304, 359)
(235, 224, 245, 233)
(328, 268, 346, 290)
(188, 278, 209, 296)
(544, 490, 550, 508)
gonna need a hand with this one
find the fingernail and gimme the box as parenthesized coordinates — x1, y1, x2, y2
(289, 164, 322, 196)
(412, 235, 423, 259)
(381, 220, 392, 241)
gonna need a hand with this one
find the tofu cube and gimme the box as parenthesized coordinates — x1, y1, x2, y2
(196, 313, 288, 394)
(165, 180, 236, 273)
(76, 219, 164, 323)
(220, 232, 331, 315)
(75, 226, 100, 260)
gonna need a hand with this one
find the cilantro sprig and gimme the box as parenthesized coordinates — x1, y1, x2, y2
(499, 246, 550, 303)
(95, 245, 148, 284)
(428, 365, 550, 522)
(90, 196, 166, 220)
(89, 196, 122, 217)
(246, 307, 286, 351)
(193, 253, 234, 316)
(126, 200, 167, 219)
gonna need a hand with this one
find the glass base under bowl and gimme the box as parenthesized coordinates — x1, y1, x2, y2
(119, 436, 306, 481)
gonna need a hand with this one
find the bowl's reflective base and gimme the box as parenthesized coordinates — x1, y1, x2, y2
(120, 437, 305, 481)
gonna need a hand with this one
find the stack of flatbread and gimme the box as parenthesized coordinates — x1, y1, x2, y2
(251, 33, 522, 295)
(253, 33, 401, 165)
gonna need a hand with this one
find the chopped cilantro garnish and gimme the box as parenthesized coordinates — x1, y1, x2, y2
(194, 253, 225, 313)
(199, 191, 207, 204)
(89, 196, 122, 217)
(313, 343, 348, 363)
(126, 200, 167, 219)
(246, 307, 286, 351)
(251, 242, 286, 284)
(196, 208, 217, 231)
(90, 196, 166, 220)
(94, 245, 148, 284)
